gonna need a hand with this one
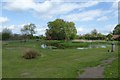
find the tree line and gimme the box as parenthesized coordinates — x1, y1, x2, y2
(1, 19, 120, 41)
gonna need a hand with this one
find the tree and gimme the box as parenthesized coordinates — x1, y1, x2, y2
(45, 19, 77, 40)
(91, 29, 98, 37)
(21, 23, 36, 39)
(97, 33, 106, 40)
(83, 29, 106, 40)
(2, 28, 12, 40)
(113, 24, 120, 35)
(39, 35, 46, 40)
(106, 32, 113, 40)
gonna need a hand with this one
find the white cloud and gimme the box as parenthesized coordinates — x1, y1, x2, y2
(4, 0, 35, 11)
(3, 0, 99, 19)
(0, 17, 9, 23)
(7, 25, 15, 30)
(35, 26, 48, 36)
(97, 16, 108, 21)
(61, 9, 102, 22)
(76, 26, 95, 35)
(98, 24, 117, 34)
(2, 0, 120, 2)
(105, 24, 116, 31)
(77, 27, 83, 35)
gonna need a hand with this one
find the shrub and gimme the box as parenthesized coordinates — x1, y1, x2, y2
(23, 49, 40, 59)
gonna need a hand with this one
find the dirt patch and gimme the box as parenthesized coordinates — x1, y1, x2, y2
(79, 66, 104, 78)
(78, 57, 116, 78)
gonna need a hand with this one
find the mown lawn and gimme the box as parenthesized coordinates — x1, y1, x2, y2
(104, 42, 119, 78)
(2, 40, 118, 78)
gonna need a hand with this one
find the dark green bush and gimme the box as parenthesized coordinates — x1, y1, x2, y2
(23, 49, 40, 59)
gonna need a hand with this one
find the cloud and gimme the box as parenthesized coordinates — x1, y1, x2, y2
(35, 26, 48, 36)
(98, 24, 117, 34)
(4, 0, 35, 11)
(76, 27, 83, 35)
(0, 17, 9, 23)
(61, 9, 102, 22)
(3, 0, 99, 19)
(97, 16, 108, 21)
(105, 24, 116, 31)
(76, 26, 95, 35)
(7, 25, 16, 30)
(2, 0, 120, 2)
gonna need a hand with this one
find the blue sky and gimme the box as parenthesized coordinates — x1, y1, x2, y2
(0, 0, 119, 36)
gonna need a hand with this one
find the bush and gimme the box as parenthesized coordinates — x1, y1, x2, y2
(23, 49, 40, 59)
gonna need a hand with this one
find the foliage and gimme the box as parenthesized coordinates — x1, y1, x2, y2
(106, 32, 113, 41)
(21, 23, 36, 39)
(23, 49, 40, 59)
(2, 28, 12, 40)
(45, 19, 77, 40)
(39, 35, 46, 40)
(113, 24, 120, 35)
(91, 29, 98, 36)
(44, 40, 89, 49)
(79, 29, 106, 40)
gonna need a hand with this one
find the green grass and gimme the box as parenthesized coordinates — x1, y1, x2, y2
(104, 43, 119, 78)
(104, 59, 118, 78)
(2, 40, 119, 78)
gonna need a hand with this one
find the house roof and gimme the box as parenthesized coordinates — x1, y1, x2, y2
(112, 35, 120, 39)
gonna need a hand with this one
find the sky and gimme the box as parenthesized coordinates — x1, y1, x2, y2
(0, 0, 119, 36)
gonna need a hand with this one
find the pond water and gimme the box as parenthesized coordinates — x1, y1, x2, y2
(41, 44, 57, 49)
(41, 44, 47, 48)
(77, 45, 107, 50)
(41, 44, 107, 49)
(77, 48, 88, 50)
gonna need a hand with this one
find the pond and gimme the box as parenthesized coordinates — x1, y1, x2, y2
(41, 44, 47, 48)
(77, 45, 107, 50)
(41, 44, 108, 49)
(41, 44, 57, 49)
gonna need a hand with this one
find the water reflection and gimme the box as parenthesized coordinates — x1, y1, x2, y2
(77, 45, 107, 50)
(41, 44, 47, 48)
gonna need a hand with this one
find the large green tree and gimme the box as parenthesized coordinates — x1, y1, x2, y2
(21, 23, 36, 39)
(113, 24, 120, 35)
(45, 19, 77, 40)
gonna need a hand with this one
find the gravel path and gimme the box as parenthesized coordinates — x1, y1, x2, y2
(78, 57, 116, 78)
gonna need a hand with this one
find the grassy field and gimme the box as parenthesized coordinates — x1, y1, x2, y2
(2, 40, 119, 78)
